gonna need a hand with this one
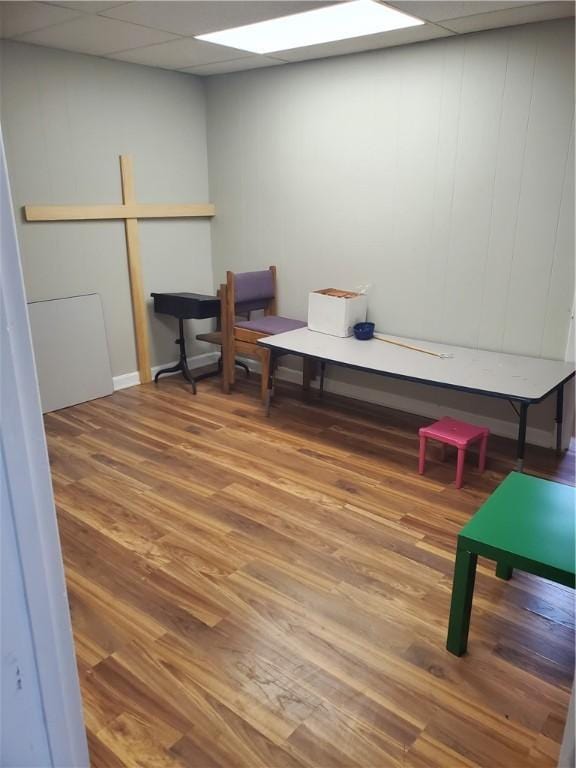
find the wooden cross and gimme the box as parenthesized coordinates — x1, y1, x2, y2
(24, 154, 215, 384)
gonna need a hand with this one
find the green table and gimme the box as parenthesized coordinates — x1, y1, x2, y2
(446, 472, 575, 656)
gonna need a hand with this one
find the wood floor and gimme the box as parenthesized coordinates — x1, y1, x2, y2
(45, 374, 575, 768)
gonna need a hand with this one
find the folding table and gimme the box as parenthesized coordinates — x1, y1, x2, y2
(259, 328, 575, 470)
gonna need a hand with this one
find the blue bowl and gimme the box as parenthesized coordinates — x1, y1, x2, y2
(353, 322, 375, 340)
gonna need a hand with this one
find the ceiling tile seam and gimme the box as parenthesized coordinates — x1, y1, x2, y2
(409, 19, 458, 35)
(9, 22, 187, 50)
(421, 20, 466, 35)
(2, 13, 86, 40)
(432, 1, 570, 24)
(176, 56, 261, 71)
(102, 40, 252, 59)
(9, 15, 189, 46)
(38, 1, 129, 14)
(94, 15, 190, 40)
(94, 10, 208, 38)
(438, 10, 574, 36)
(89, 2, 132, 9)
(6, 34, 182, 54)
(37, 1, 89, 14)
(93, 52, 172, 69)
(102, 51, 248, 67)
(178, 56, 274, 75)
(383, 1, 546, 25)
(95, 51, 209, 74)
(90, 41, 186, 57)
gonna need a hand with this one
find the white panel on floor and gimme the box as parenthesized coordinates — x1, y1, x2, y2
(28, 293, 113, 413)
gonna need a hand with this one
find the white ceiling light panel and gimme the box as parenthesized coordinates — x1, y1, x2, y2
(195, 0, 425, 55)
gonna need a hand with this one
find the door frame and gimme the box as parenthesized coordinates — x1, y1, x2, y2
(1, 128, 89, 767)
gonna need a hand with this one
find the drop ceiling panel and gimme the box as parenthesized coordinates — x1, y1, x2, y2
(101, 1, 336, 36)
(1, 1, 574, 75)
(181, 55, 287, 76)
(385, 1, 541, 23)
(14, 14, 179, 55)
(440, 1, 574, 32)
(109, 36, 251, 68)
(0, 1, 81, 37)
(272, 21, 453, 62)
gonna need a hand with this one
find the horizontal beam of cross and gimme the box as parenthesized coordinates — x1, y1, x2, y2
(24, 203, 216, 222)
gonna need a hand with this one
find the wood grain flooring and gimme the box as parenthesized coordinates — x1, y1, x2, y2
(44, 374, 575, 767)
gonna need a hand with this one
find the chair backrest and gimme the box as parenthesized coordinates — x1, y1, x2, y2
(228, 266, 277, 315)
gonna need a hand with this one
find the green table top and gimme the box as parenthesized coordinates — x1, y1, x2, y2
(460, 472, 575, 577)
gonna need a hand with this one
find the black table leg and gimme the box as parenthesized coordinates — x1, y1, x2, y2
(319, 360, 327, 397)
(265, 349, 278, 417)
(197, 356, 249, 381)
(155, 319, 250, 394)
(154, 318, 197, 393)
(180, 353, 197, 394)
(555, 383, 564, 455)
(235, 360, 250, 377)
(516, 401, 528, 472)
(153, 360, 182, 379)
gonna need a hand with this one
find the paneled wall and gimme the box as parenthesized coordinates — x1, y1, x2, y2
(0, 41, 213, 378)
(206, 19, 574, 444)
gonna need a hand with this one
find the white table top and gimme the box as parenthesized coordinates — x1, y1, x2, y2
(260, 328, 575, 402)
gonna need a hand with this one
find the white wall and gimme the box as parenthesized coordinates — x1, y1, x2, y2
(0, 41, 213, 378)
(205, 19, 575, 445)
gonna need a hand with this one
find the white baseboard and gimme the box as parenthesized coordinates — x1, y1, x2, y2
(238, 357, 563, 450)
(113, 352, 220, 391)
(112, 371, 141, 391)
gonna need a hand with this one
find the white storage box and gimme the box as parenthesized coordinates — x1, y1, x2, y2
(308, 288, 368, 337)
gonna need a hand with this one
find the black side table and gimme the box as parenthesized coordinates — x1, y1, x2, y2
(151, 292, 221, 394)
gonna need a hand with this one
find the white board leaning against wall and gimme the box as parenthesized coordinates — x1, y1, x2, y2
(27, 293, 113, 413)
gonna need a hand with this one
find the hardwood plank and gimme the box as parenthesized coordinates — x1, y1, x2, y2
(59, 514, 226, 632)
(112, 632, 323, 745)
(66, 568, 166, 665)
(57, 482, 171, 566)
(155, 531, 251, 578)
(78, 667, 125, 734)
(414, 707, 532, 768)
(171, 709, 305, 768)
(86, 728, 127, 768)
(96, 712, 183, 767)
(287, 704, 409, 768)
(401, 639, 553, 733)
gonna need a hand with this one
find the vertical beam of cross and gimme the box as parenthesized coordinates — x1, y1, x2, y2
(120, 155, 151, 383)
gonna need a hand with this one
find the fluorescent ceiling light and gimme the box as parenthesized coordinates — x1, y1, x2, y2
(195, 0, 425, 55)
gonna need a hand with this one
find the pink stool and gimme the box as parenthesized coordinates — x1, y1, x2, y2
(418, 417, 489, 489)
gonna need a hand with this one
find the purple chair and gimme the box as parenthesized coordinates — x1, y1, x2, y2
(222, 266, 308, 402)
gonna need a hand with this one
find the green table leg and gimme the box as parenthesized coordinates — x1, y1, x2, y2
(496, 562, 513, 580)
(446, 544, 478, 656)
